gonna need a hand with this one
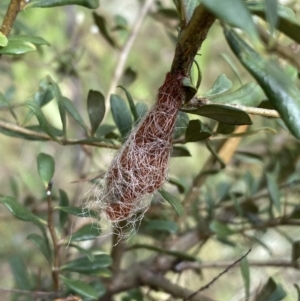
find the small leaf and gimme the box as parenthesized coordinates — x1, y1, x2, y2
(62, 97, 89, 134)
(210, 82, 265, 107)
(61, 254, 112, 274)
(0, 40, 36, 55)
(216, 123, 235, 135)
(182, 77, 197, 102)
(60, 276, 99, 300)
(292, 241, 300, 263)
(135, 102, 148, 119)
(59, 189, 69, 229)
(69, 244, 95, 262)
(27, 233, 52, 264)
(184, 104, 252, 125)
(121, 67, 137, 87)
(56, 206, 99, 219)
(0, 32, 8, 47)
(23, 101, 59, 141)
(158, 189, 184, 216)
(265, 0, 278, 36)
(93, 13, 117, 48)
(9, 255, 32, 291)
(26, 0, 99, 8)
(9, 35, 50, 46)
(71, 224, 100, 241)
(254, 277, 286, 301)
(171, 146, 191, 157)
(209, 220, 235, 237)
(185, 119, 211, 142)
(240, 257, 250, 301)
(118, 86, 139, 122)
(145, 219, 178, 234)
(110, 94, 132, 138)
(168, 177, 186, 194)
(266, 172, 281, 213)
(174, 111, 189, 139)
(96, 124, 116, 138)
(37, 153, 55, 187)
(87, 90, 105, 135)
(0, 196, 46, 225)
(181, 0, 202, 24)
(201, 0, 259, 44)
(204, 74, 232, 97)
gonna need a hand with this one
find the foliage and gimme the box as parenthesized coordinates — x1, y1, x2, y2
(1, 0, 300, 301)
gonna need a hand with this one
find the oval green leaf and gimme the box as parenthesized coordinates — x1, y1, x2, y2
(185, 119, 211, 142)
(70, 224, 100, 241)
(158, 189, 184, 216)
(87, 90, 105, 135)
(204, 74, 232, 97)
(26, 0, 99, 8)
(27, 233, 52, 264)
(0, 32, 8, 47)
(0, 40, 36, 55)
(37, 153, 55, 186)
(9, 35, 50, 46)
(171, 145, 191, 157)
(145, 219, 178, 234)
(59, 189, 69, 229)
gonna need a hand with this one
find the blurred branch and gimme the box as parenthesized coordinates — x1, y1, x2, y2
(175, 259, 299, 272)
(0, 288, 56, 297)
(140, 270, 215, 301)
(105, 0, 155, 107)
(183, 249, 251, 301)
(186, 97, 280, 118)
(258, 26, 300, 71)
(0, 0, 26, 36)
(0, 120, 119, 149)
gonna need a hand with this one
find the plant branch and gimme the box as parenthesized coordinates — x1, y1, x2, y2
(186, 97, 280, 118)
(46, 183, 60, 292)
(0, 0, 26, 36)
(105, 0, 155, 107)
(183, 249, 251, 301)
(0, 119, 119, 149)
(140, 270, 216, 301)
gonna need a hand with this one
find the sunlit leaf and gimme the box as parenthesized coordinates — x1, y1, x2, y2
(87, 90, 105, 135)
(37, 153, 55, 187)
(0, 32, 8, 47)
(0, 40, 36, 55)
(27, 233, 52, 265)
(9, 35, 50, 46)
(60, 276, 99, 299)
(158, 189, 184, 216)
(110, 94, 132, 138)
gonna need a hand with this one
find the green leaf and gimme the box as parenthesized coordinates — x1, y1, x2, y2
(96, 124, 116, 138)
(121, 67, 137, 87)
(27, 233, 52, 265)
(9, 35, 50, 46)
(182, 77, 197, 102)
(118, 86, 139, 122)
(248, 1, 300, 43)
(0, 32, 8, 47)
(87, 90, 105, 135)
(56, 206, 99, 219)
(110, 94, 132, 138)
(60, 276, 99, 300)
(61, 254, 112, 274)
(58, 189, 69, 229)
(70, 224, 100, 241)
(265, 0, 278, 36)
(0, 196, 46, 225)
(185, 119, 211, 142)
(292, 241, 300, 263)
(168, 177, 186, 194)
(49, 78, 66, 137)
(294, 284, 300, 301)
(26, 0, 99, 8)
(0, 91, 18, 121)
(209, 220, 235, 238)
(216, 122, 235, 135)
(224, 27, 300, 140)
(254, 277, 286, 301)
(158, 189, 184, 216)
(135, 102, 148, 119)
(184, 104, 252, 125)
(62, 97, 89, 134)
(201, 0, 259, 44)
(266, 173, 281, 213)
(93, 13, 117, 48)
(210, 82, 265, 107)
(69, 243, 95, 262)
(181, 0, 202, 24)
(9, 255, 32, 291)
(23, 101, 59, 141)
(37, 153, 55, 187)
(0, 40, 36, 55)
(145, 219, 178, 234)
(240, 257, 250, 301)
(204, 74, 232, 97)
(174, 111, 189, 139)
(171, 146, 191, 157)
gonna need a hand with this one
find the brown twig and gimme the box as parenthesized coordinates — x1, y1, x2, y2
(0, 0, 26, 36)
(183, 249, 251, 301)
(0, 119, 119, 149)
(46, 182, 60, 292)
